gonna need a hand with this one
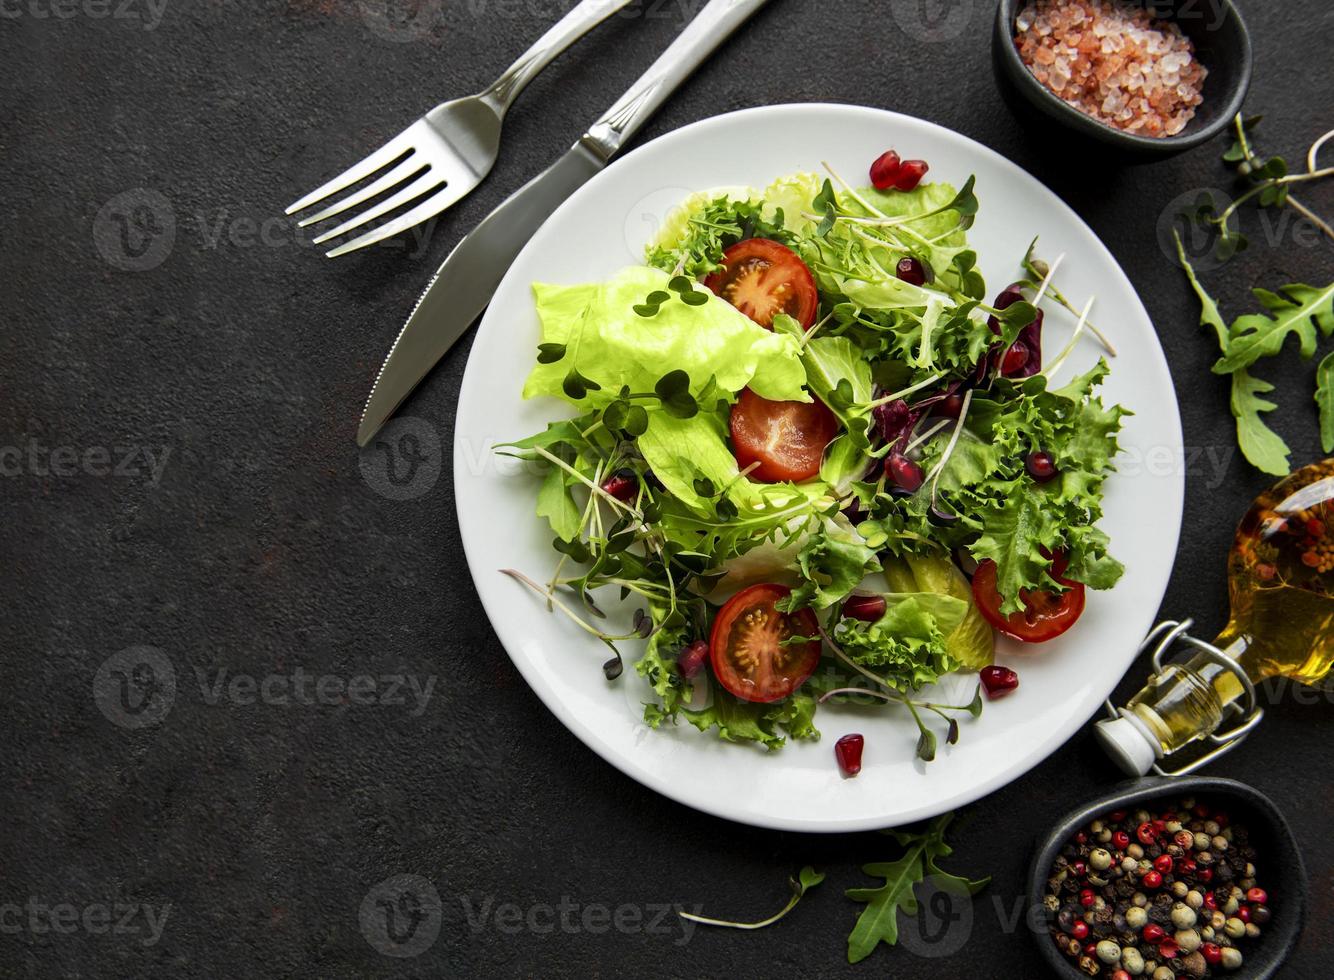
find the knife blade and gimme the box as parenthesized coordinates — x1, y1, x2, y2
(357, 0, 773, 447)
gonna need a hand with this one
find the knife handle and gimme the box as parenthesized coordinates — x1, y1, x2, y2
(580, 0, 773, 162)
(481, 0, 638, 113)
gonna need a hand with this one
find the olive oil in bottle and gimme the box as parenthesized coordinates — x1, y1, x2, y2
(1097, 459, 1334, 775)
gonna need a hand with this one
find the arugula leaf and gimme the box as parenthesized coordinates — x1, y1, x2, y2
(1212, 282, 1334, 373)
(680, 866, 825, 931)
(1232, 369, 1292, 476)
(1318, 352, 1334, 454)
(846, 813, 989, 963)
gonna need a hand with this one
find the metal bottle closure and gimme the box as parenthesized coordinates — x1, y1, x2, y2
(1094, 618, 1266, 777)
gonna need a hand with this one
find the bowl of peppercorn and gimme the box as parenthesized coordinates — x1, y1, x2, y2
(1029, 777, 1307, 979)
(993, 0, 1252, 156)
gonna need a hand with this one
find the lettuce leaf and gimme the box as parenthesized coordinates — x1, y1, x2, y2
(523, 266, 809, 409)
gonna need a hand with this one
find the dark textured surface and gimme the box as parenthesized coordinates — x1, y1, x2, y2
(2, 1, 1332, 977)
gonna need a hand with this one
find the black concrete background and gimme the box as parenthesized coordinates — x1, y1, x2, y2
(2, 0, 1332, 976)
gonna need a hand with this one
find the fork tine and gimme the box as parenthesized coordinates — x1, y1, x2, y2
(297, 155, 428, 228)
(324, 184, 468, 258)
(285, 130, 418, 216)
(310, 171, 445, 245)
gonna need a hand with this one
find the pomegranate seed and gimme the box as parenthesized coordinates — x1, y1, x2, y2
(1070, 920, 1089, 940)
(843, 594, 887, 622)
(1112, 831, 1131, 850)
(1079, 888, 1096, 908)
(1142, 870, 1163, 889)
(1237, 905, 1251, 923)
(1201, 942, 1223, 965)
(937, 392, 965, 419)
(1137, 821, 1158, 845)
(1025, 450, 1058, 483)
(1158, 938, 1179, 959)
(601, 469, 638, 502)
(979, 665, 1019, 700)
(894, 159, 929, 191)
(1001, 340, 1031, 376)
(896, 256, 926, 286)
(885, 453, 924, 492)
(1246, 887, 1268, 904)
(1153, 854, 1174, 874)
(869, 150, 902, 190)
(676, 641, 708, 680)
(835, 733, 865, 776)
(1142, 923, 1165, 944)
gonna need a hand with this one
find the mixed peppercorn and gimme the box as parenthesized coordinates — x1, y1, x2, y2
(1044, 798, 1271, 978)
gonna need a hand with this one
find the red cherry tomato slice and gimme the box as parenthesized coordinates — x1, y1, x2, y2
(703, 238, 820, 329)
(729, 388, 839, 484)
(709, 584, 822, 703)
(971, 558, 1086, 643)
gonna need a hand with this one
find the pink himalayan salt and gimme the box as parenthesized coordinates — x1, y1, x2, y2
(1014, 0, 1207, 138)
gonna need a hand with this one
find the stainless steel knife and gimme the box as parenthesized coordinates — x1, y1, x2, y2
(357, 0, 774, 447)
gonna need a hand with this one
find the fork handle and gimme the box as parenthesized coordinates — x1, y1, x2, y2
(580, 0, 773, 163)
(482, 0, 636, 113)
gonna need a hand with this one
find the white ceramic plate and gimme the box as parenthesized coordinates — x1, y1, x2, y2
(454, 104, 1183, 832)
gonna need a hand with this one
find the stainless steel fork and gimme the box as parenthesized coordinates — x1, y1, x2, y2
(287, 0, 634, 258)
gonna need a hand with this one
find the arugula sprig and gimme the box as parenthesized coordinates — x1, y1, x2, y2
(679, 867, 825, 931)
(846, 813, 990, 963)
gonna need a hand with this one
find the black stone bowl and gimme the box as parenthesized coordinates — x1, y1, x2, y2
(1028, 777, 1308, 979)
(992, 0, 1252, 157)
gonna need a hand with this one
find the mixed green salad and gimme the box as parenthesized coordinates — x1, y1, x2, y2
(500, 152, 1127, 764)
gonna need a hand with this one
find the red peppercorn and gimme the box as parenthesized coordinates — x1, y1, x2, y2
(1214, 812, 1229, 830)
(1201, 942, 1222, 964)
(1112, 831, 1131, 851)
(1203, 892, 1218, 911)
(870, 150, 902, 190)
(835, 733, 865, 776)
(1142, 870, 1163, 889)
(1193, 804, 1210, 819)
(1071, 861, 1087, 878)
(1083, 942, 1098, 957)
(1075, 832, 1088, 845)
(1111, 971, 1131, 980)
(1152, 818, 1167, 834)
(1070, 920, 1089, 940)
(1079, 888, 1096, 908)
(1246, 887, 1268, 904)
(1176, 857, 1197, 876)
(1237, 905, 1251, 923)
(1137, 822, 1158, 846)
(1142, 923, 1166, 944)
(1308, 517, 1325, 537)
(1153, 854, 1174, 874)
(1158, 938, 1180, 959)
(843, 594, 888, 623)
(1198, 867, 1213, 883)
(979, 665, 1020, 700)
(894, 159, 929, 191)
(1109, 810, 1126, 822)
